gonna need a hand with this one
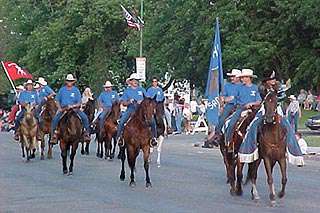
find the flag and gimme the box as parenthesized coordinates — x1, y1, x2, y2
(120, 5, 144, 31)
(205, 18, 224, 127)
(1, 61, 33, 80)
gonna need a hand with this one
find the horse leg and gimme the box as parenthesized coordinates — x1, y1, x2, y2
(156, 135, 164, 166)
(235, 160, 244, 196)
(47, 135, 53, 159)
(96, 138, 100, 158)
(264, 158, 276, 206)
(111, 135, 117, 159)
(220, 144, 230, 183)
(21, 143, 25, 158)
(127, 146, 137, 187)
(250, 159, 261, 201)
(277, 158, 287, 199)
(68, 142, 79, 175)
(104, 138, 110, 160)
(119, 146, 126, 181)
(40, 134, 45, 160)
(226, 153, 236, 195)
(81, 140, 85, 155)
(142, 145, 152, 188)
(31, 136, 36, 159)
(85, 142, 89, 155)
(60, 141, 68, 174)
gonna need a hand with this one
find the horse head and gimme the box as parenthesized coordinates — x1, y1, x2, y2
(263, 90, 278, 124)
(111, 101, 121, 123)
(155, 100, 165, 120)
(139, 97, 157, 126)
(84, 98, 96, 122)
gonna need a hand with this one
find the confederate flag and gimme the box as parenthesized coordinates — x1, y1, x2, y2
(1, 61, 33, 80)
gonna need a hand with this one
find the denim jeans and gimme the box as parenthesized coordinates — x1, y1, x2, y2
(288, 112, 299, 133)
(216, 103, 235, 133)
(14, 108, 26, 131)
(98, 108, 111, 130)
(51, 109, 90, 135)
(225, 108, 242, 143)
(175, 110, 183, 133)
(116, 105, 136, 139)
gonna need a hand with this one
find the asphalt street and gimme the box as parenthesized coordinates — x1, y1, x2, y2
(0, 132, 319, 213)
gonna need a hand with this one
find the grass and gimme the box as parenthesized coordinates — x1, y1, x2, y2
(299, 109, 319, 129)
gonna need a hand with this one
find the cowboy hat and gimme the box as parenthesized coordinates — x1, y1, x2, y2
(16, 85, 24, 90)
(262, 69, 276, 82)
(227, 69, 241, 77)
(126, 73, 140, 82)
(65, 74, 76, 81)
(34, 83, 40, 89)
(238, 69, 257, 78)
(289, 95, 296, 100)
(25, 79, 33, 85)
(103, 81, 113, 87)
(37, 77, 47, 86)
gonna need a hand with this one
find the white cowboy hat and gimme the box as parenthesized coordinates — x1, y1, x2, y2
(238, 69, 257, 78)
(25, 79, 33, 85)
(37, 77, 47, 86)
(103, 81, 113, 87)
(227, 69, 241, 77)
(126, 73, 140, 82)
(289, 95, 296, 100)
(65, 74, 76, 81)
(16, 85, 24, 90)
(34, 83, 40, 89)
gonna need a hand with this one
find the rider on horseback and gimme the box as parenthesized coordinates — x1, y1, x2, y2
(14, 80, 40, 140)
(35, 77, 56, 120)
(224, 69, 262, 146)
(116, 73, 158, 147)
(239, 69, 304, 165)
(97, 81, 119, 131)
(50, 74, 91, 144)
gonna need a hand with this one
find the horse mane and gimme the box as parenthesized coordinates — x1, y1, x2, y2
(105, 101, 120, 123)
(59, 110, 82, 138)
(44, 98, 57, 119)
(84, 99, 96, 122)
(131, 98, 152, 126)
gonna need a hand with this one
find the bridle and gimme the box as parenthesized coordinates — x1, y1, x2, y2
(262, 90, 278, 124)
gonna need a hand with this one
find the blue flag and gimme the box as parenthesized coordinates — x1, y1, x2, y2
(205, 18, 224, 127)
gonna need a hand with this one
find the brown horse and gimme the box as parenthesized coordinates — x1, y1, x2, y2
(81, 99, 96, 155)
(96, 101, 121, 160)
(20, 104, 38, 161)
(57, 108, 83, 175)
(221, 107, 258, 196)
(249, 90, 287, 206)
(119, 98, 157, 187)
(39, 97, 57, 159)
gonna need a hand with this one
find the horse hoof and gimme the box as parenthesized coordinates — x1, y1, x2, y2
(47, 155, 52, 159)
(236, 190, 243, 196)
(129, 181, 136, 188)
(278, 191, 285, 199)
(63, 170, 68, 175)
(230, 189, 237, 196)
(31, 154, 35, 159)
(146, 182, 152, 188)
(68, 172, 73, 176)
(120, 174, 125, 181)
(40, 155, 44, 160)
(117, 154, 121, 159)
(85, 151, 89, 155)
(270, 200, 276, 207)
(157, 164, 161, 168)
(96, 153, 99, 157)
(81, 150, 85, 155)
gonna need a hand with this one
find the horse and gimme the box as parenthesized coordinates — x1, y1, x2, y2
(222, 107, 258, 196)
(96, 101, 121, 160)
(150, 100, 166, 167)
(81, 98, 96, 155)
(19, 104, 38, 161)
(249, 90, 287, 206)
(119, 98, 157, 187)
(38, 97, 57, 159)
(57, 108, 83, 175)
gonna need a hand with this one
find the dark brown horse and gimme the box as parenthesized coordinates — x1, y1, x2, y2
(150, 100, 166, 166)
(96, 101, 121, 160)
(119, 98, 157, 187)
(57, 108, 83, 175)
(249, 90, 287, 206)
(39, 97, 57, 159)
(81, 99, 96, 155)
(221, 107, 258, 196)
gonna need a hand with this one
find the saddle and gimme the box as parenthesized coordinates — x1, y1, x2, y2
(60, 110, 84, 128)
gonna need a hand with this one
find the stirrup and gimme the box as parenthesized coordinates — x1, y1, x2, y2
(150, 138, 158, 147)
(118, 138, 124, 147)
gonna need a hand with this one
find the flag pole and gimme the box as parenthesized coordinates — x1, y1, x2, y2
(1, 61, 17, 95)
(139, 0, 144, 57)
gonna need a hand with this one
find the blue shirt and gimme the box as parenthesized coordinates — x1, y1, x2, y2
(121, 86, 146, 103)
(18, 90, 39, 105)
(39, 85, 55, 101)
(223, 82, 242, 105)
(236, 84, 262, 106)
(98, 90, 119, 109)
(146, 86, 164, 102)
(56, 86, 81, 108)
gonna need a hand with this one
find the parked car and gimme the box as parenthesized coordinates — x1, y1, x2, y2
(305, 114, 320, 130)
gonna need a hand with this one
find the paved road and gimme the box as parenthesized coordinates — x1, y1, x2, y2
(0, 132, 320, 213)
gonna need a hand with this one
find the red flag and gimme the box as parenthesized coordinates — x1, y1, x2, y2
(1, 61, 33, 80)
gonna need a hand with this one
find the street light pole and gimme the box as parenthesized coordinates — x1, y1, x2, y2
(139, 0, 143, 57)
